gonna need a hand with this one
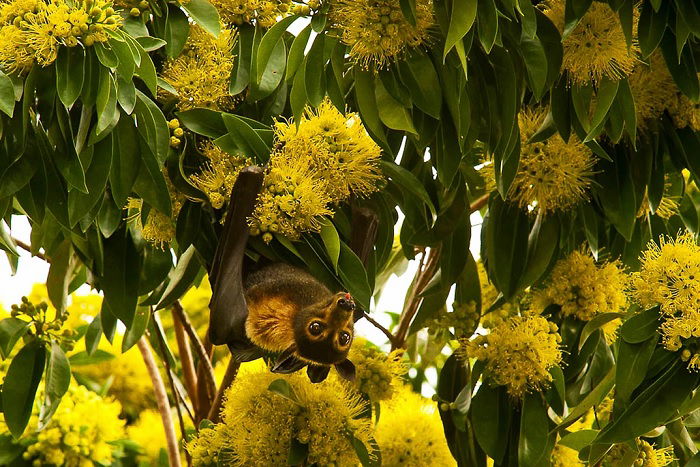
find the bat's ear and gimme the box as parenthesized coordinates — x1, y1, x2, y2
(334, 359, 356, 382)
(307, 365, 331, 383)
(271, 348, 307, 374)
(353, 308, 364, 323)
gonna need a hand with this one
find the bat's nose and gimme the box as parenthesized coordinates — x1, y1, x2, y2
(337, 296, 355, 311)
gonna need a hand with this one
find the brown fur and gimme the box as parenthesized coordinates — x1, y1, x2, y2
(244, 264, 355, 364)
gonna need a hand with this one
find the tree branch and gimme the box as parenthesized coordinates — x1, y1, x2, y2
(12, 237, 50, 263)
(361, 311, 399, 347)
(173, 309, 199, 413)
(137, 336, 181, 467)
(207, 358, 241, 423)
(172, 300, 217, 407)
(392, 246, 442, 350)
(470, 193, 489, 213)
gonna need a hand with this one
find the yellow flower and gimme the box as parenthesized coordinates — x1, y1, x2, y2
(346, 338, 406, 402)
(533, 249, 628, 322)
(24, 385, 125, 466)
(551, 443, 583, 467)
(127, 409, 192, 465)
(331, 0, 433, 68)
(128, 171, 185, 249)
(188, 425, 227, 466)
(667, 88, 700, 131)
(478, 261, 519, 329)
(543, 0, 638, 86)
(249, 153, 333, 241)
(636, 177, 680, 220)
(633, 233, 700, 316)
(604, 439, 675, 467)
(72, 335, 156, 418)
(274, 99, 383, 203)
(375, 386, 455, 467)
(161, 25, 236, 110)
(211, 0, 292, 28)
(427, 300, 479, 337)
(463, 315, 562, 398)
(189, 361, 375, 466)
(509, 108, 596, 214)
(190, 142, 252, 209)
(629, 52, 676, 130)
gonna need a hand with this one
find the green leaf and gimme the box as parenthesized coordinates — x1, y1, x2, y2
(154, 245, 201, 310)
(595, 360, 698, 444)
(102, 227, 141, 327)
(287, 438, 309, 465)
(471, 384, 510, 464)
(268, 378, 300, 404)
(558, 430, 598, 451)
(557, 367, 615, 430)
(230, 24, 254, 95)
(134, 90, 169, 164)
(109, 116, 140, 208)
(55, 46, 85, 108)
(319, 218, 340, 272)
(84, 314, 102, 356)
(517, 213, 559, 291)
(346, 431, 380, 467)
(39, 342, 71, 428)
(129, 36, 158, 95)
(69, 349, 115, 366)
(3, 339, 46, 438)
(96, 71, 118, 136)
(585, 78, 619, 142)
(122, 306, 151, 352)
(375, 78, 416, 134)
(286, 24, 311, 81)
(181, 0, 220, 37)
(46, 239, 73, 313)
(578, 312, 626, 351)
(337, 242, 372, 311)
(222, 113, 271, 162)
(164, 5, 190, 58)
(477, 0, 499, 53)
(519, 393, 552, 467)
(620, 307, 660, 343)
(398, 52, 442, 119)
(0, 318, 30, 359)
(443, 0, 478, 60)
(520, 35, 548, 99)
(256, 15, 299, 82)
(304, 33, 326, 107)
(69, 134, 113, 225)
(176, 108, 227, 138)
(615, 334, 657, 407)
(379, 160, 436, 217)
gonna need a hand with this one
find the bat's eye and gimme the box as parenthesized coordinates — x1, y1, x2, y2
(308, 321, 325, 336)
(338, 331, 351, 346)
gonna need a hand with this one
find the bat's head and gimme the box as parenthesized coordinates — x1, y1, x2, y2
(293, 292, 356, 365)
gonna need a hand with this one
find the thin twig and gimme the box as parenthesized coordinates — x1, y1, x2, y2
(137, 336, 181, 467)
(173, 309, 199, 413)
(12, 237, 50, 263)
(469, 193, 489, 213)
(153, 314, 191, 466)
(195, 338, 215, 423)
(207, 358, 241, 423)
(172, 301, 217, 404)
(361, 311, 399, 347)
(392, 246, 442, 350)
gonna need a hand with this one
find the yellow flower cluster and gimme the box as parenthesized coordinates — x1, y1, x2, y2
(23, 385, 125, 466)
(509, 108, 596, 214)
(210, 0, 294, 28)
(542, 0, 638, 86)
(604, 439, 675, 467)
(463, 315, 562, 398)
(188, 361, 375, 466)
(0, 0, 121, 72)
(161, 25, 236, 110)
(190, 142, 252, 209)
(375, 387, 455, 467)
(427, 301, 479, 338)
(128, 171, 185, 249)
(636, 177, 680, 220)
(633, 233, 700, 354)
(478, 261, 519, 329)
(251, 99, 382, 242)
(72, 335, 156, 418)
(347, 338, 405, 402)
(551, 443, 583, 467)
(533, 250, 628, 322)
(331, 0, 433, 68)
(112, 0, 148, 17)
(628, 52, 676, 130)
(668, 89, 700, 131)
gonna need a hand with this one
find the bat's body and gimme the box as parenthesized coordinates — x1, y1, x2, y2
(206, 166, 358, 382)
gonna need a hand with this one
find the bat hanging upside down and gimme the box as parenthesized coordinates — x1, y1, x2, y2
(207, 166, 360, 383)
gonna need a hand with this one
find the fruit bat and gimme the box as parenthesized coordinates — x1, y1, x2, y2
(206, 166, 367, 383)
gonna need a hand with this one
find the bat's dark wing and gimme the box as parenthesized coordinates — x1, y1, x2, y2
(207, 166, 264, 360)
